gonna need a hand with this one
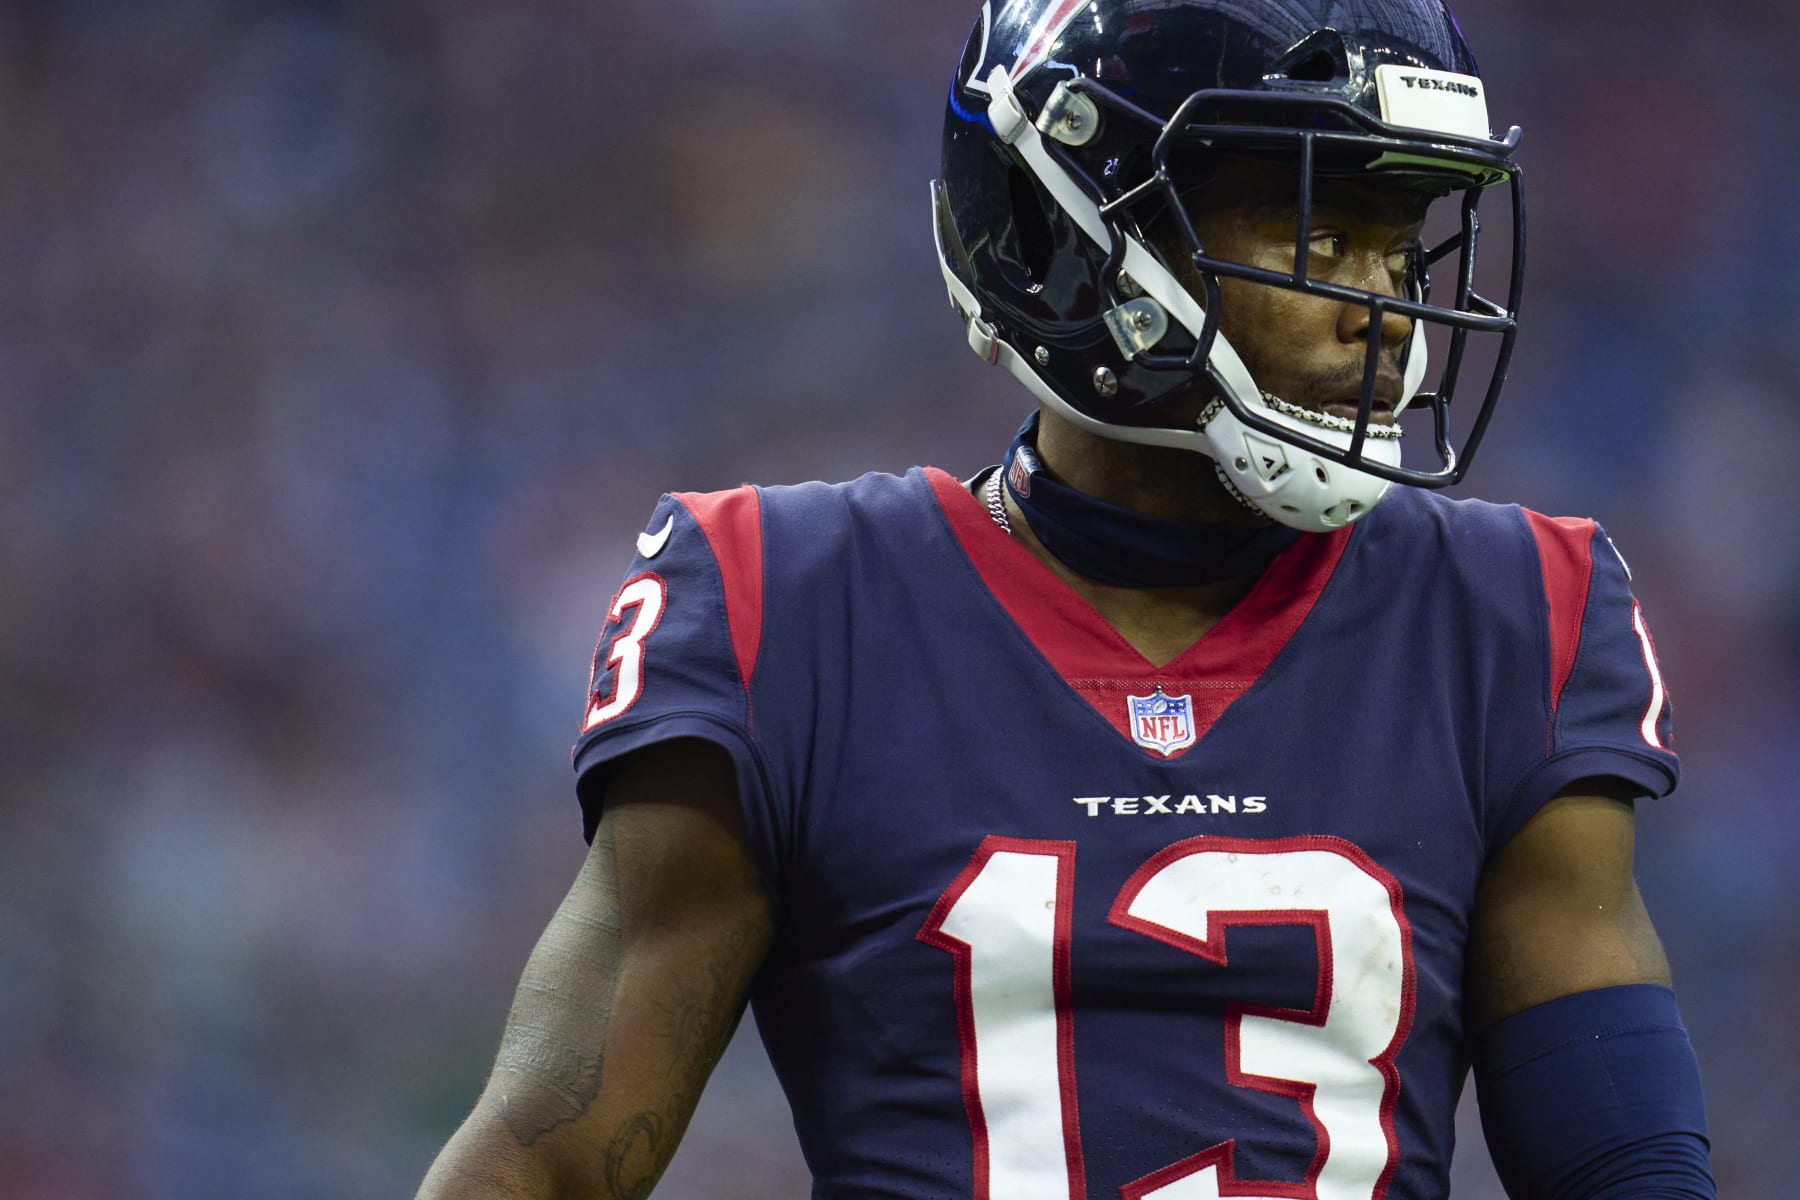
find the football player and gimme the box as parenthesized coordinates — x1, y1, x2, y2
(418, 1, 1714, 1197)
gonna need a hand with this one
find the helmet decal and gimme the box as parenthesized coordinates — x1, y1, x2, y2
(1374, 64, 1491, 138)
(1008, 0, 1089, 84)
(962, 3, 995, 94)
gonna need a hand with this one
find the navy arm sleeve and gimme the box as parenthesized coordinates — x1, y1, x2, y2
(1475, 985, 1714, 1198)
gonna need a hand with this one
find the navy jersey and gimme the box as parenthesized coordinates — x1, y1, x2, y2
(571, 468, 1678, 1200)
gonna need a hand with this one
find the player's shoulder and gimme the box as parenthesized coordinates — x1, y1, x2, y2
(752, 466, 937, 522)
(663, 467, 945, 575)
(661, 466, 919, 521)
(1360, 484, 1528, 544)
(1356, 487, 1623, 614)
(1362, 486, 1607, 569)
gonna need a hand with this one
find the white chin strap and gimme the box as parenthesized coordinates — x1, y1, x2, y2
(937, 65, 1430, 534)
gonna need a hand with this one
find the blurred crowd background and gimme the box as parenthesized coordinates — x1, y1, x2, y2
(3, 0, 1794, 1196)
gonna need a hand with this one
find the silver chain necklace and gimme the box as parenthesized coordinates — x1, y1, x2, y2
(983, 468, 1013, 535)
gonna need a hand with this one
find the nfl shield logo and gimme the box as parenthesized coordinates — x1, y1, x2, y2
(1128, 689, 1197, 757)
(1006, 444, 1039, 498)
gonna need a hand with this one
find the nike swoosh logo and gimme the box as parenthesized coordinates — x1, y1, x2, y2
(636, 515, 674, 559)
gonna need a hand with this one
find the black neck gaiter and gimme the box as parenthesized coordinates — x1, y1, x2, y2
(999, 414, 1301, 588)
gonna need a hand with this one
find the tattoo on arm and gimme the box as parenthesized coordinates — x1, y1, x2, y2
(490, 829, 624, 1147)
(653, 910, 759, 1076)
(604, 1111, 668, 1200)
(484, 768, 774, 1196)
(596, 884, 771, 1194)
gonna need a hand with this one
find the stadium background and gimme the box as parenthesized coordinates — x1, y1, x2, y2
(3, 0, 1793, 1195)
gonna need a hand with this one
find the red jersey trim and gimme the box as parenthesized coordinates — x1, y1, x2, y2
(1521, 510, 1596, 717)
(674, 487, 765, 693)
(924, 467, 1351, 756)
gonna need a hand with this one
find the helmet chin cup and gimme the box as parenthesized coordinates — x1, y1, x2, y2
(1201, 395, 1400, 532)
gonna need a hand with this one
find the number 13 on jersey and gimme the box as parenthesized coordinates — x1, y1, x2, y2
(919, 835, 1416, 1200)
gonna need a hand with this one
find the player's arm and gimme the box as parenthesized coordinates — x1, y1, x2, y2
(1465, 777, 1669, 1028)
(1465, 777, 1714, 1197)
(416, 739, 776, 1200)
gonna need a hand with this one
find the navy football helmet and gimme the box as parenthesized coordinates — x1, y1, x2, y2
(933, 0, 1525, 530)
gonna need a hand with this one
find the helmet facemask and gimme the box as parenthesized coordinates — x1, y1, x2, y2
(937, 45, 1525, 532)
(1096, 81, 1524, 478)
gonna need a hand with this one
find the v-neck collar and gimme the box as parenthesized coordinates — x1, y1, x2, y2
(924, 466, 1352, 758)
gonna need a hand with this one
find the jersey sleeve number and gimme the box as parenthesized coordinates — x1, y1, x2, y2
(583, 574, 667, 731)
(920, 836, 1415, 1200)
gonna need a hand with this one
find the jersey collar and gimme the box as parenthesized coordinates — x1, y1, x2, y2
(925, 466, 1353, 755)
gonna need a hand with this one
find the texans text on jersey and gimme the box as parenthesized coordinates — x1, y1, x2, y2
(1072, 793, 1269, 817)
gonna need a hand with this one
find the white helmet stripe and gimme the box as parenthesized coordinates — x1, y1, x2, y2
(963, 3, 996, 94)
